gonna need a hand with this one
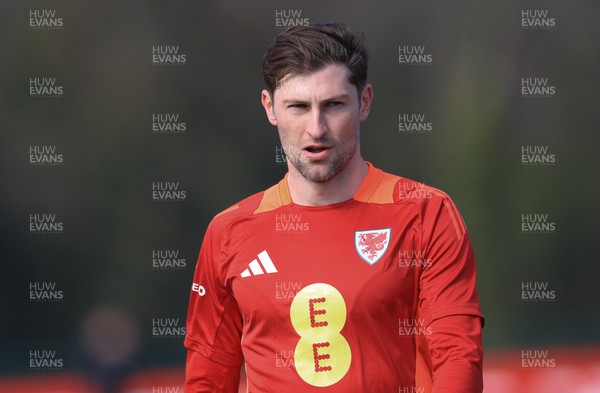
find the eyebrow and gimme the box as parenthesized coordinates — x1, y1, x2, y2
(281, 94, 351, 105)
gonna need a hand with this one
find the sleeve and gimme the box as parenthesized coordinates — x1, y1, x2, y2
(427, 315, 483, 393)
(184, 219, 244, 390)
(418, 194, 484, 325)
(185, 349, 241, 393)
(417, 194, 484, 392)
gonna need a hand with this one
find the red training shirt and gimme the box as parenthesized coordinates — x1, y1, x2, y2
(185, 162, 484, 392)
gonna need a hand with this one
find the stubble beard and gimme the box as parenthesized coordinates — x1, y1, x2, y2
(285, 133, 359, 183)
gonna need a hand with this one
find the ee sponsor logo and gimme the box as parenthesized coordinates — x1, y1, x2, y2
(290, 283, 351, 387)
(192, 283, 206, 296)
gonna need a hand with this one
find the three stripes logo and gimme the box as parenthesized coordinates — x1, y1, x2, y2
(241, 250, 278, 278)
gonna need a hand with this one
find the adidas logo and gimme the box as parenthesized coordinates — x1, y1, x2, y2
(241, 250, 278, 278)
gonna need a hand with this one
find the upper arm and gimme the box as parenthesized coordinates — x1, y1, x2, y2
(185, 221, 243, 373)
(415, 194, 485, 392)
(418, 194, 484, 325)
(185, 349, 241, 393)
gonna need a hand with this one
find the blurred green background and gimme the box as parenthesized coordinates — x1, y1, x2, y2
(1, 0, 599, 381)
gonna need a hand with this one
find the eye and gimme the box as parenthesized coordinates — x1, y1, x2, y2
(288, 103, 307, 109)
(327, 101, 344, 108)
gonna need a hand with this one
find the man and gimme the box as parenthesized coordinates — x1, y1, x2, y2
(185, 23, 484, 393)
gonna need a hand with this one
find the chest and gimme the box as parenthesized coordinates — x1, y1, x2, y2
(227, 204, 424, 326)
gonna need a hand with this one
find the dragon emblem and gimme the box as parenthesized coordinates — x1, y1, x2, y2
(355, 229, 391, 265)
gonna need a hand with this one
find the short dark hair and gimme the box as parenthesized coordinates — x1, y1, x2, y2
(262, 23, 368, 96)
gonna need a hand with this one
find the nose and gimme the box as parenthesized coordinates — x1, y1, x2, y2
(306, 108, 328, 140)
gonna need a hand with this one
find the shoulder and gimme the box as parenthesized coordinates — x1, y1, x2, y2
(393, 174, 467, 239)
(207, 176, 289, 234)
(395, 176, 454, 207)
(361, 164, 453, 208)
(369, 166, 466, 237)
(208, 189, 266, 232)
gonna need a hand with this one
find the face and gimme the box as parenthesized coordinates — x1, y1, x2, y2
(262, 64, 372, 183)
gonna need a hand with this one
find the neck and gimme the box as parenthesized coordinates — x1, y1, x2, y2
(287, 153, 368, 206)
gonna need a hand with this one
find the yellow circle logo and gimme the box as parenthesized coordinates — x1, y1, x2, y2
(290, 283, 351, 387)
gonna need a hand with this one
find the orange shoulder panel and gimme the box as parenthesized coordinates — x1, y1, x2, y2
(253, 176, 292, 214)
(354, 164, 399, 204)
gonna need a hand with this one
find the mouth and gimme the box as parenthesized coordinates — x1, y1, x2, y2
(302, 145, 332, 160)
(304, 145, 330, 153)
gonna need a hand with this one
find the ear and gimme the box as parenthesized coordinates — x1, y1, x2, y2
(261, 89, 278, 126)
(358, 83, 373, 122)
